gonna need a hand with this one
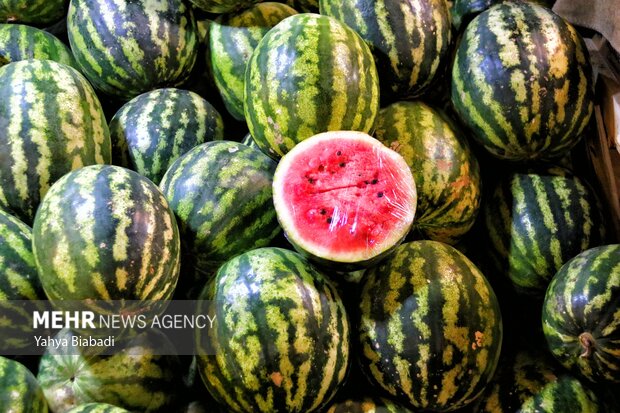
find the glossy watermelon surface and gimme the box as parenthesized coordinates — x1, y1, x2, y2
(67, 0, 198, 99)
(451, 1, 593, 160)
(0, 59, 111, 224)
(196, 247, 350, 413)
(244, 13, 380, 158)
(542, 244, 620, 384)
(358, 240, 503, 411)
(33, 165, 181, 305)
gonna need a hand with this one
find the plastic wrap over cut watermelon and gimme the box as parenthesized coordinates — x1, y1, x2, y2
(273, 131, 417, 269)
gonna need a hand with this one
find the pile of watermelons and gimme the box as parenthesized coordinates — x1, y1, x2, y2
(0, 0, 619, 411)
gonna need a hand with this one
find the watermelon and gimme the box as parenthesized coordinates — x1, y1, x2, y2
(110, 88, 224, 184)
(0, 209, 46, 351)
(0, 209, 42, 301)
(160, 141, 279, 279)
(240, 132, 262, 151)
(451, 1, 593, 160)
(0, 24, 76, 68)
(358, 240, 503, 411)
(66, 404, 130, 413)
(209, 2, 297, 120)
(189, 0, 263, 14)
(319, 0, 451, 100)
(0, 356, 48, 412)
(374, 101, 481, 244)
(178, 16, 217, 100)
(196, 247, 350, 413)
(0, 0, 67, 25)
(482, 166, 606, 295)
(451, 0, 557, 31)
(0, 59, 111, 224)
(32, 165, 181, 304)
(244, 13, 380, 158)
(67, 0, 198, 99)
(542, 244, 620, 383)
(472, 349, 601, 412)
(38, 329, 182, 412)
(272, 131, 416, 270)
(325, 398, 414, 413)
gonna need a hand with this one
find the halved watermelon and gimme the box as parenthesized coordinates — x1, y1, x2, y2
(272, 131, 416, 270)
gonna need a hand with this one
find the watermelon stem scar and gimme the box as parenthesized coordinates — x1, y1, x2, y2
(273, 131, 417, 270)
(579, 332, 595, 358)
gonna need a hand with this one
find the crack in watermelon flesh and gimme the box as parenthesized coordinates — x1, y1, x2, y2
(274, 131, 416, 265)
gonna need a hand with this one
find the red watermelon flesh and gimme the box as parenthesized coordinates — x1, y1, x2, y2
(273, 131, 417, 268)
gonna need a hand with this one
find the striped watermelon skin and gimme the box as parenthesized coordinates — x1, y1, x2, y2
(0, 209, 42, 301)
(472, 350, 601, 413)
(0, 356, 48, 412)
(32, 165, 180, 303)
(325, 398, 414, 413)
(209, 2, 297, 120)
(482, 166, 606, 295)
(374, 101, 481, 244)
(241, 132, 262, 151)
(110, 88, 224, 184)
(0, 24, 76, 68)
(66, 404, 130, 413)
(0, 0, 67, 25)
(359, 240, 503, 412)
(67, 0, 198, 99)
(160, 141, 279, 279)
(196, 247, 350, 413)
(542, 245, 620, 384)
(189, 0, 263, 13)
(38, 329, 182, 412)
(451, 0, 557, 30)
(451, 1, 593, 160)
(0, 59, 111, 225)
(0, 209, 45, 351)
(244, 13, 380, 158)
(319, 0, 451, 100)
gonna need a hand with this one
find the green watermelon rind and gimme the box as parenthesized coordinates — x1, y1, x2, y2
(0, 356, 48, 412)
(542, 244, 620, 384)
(0, 23, 77, 68)
(195, 247, 350, 413)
